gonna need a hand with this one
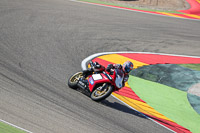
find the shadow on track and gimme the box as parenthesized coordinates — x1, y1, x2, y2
(72, 86, 147, 119)
(101, 100, 147, 119)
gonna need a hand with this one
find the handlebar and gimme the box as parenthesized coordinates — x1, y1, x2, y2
(89, 61, 94, 68)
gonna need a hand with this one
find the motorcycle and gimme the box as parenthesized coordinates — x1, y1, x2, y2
(68, 61, 124, 101)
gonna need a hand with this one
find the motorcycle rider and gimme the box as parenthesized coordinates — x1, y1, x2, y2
(83, 61, 134, 87)
(106, 61, 133, 87)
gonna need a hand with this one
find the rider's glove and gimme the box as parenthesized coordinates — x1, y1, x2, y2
(93, 62, 101, 69)
(106, 64, 114, 72)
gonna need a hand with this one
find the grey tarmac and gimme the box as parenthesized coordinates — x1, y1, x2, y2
(0, 0, 200, 132)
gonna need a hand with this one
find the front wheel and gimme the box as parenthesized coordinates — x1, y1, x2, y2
(90, 84, 114, 102)
(68, 72, 83, 89)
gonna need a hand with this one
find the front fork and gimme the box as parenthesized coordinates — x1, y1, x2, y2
(97, 83, 108, 91)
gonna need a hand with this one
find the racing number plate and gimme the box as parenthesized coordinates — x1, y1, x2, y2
(92, 74, 103, 81)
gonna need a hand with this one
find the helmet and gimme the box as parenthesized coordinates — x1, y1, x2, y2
(122, 61, 133, 73)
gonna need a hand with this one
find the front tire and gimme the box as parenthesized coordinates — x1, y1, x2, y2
(68, 72, 83, 89)
(90, 84, 114, 102)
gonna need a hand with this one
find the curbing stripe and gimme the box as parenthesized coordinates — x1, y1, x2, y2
(118, 53, 200, 64)
(111, 95, 176, 133)
(157, 12, 185, 18)
(81, 52, 200, 70)
(184, 14, 200, 19)
(71, 0, 200, 21)
(112, 93, 174, 122)
(97, 54, 147, 68)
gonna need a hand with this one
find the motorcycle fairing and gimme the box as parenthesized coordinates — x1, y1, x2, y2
(89, 77, 94, 85)
(77, 79, 88, 90)
(88, 73, 112, 92)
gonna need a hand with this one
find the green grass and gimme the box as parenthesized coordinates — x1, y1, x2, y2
(179, 64, 200, 71)
(0, 121, 26, 133)
(79, 0, 184, 14)
(128, 75, 200, 133)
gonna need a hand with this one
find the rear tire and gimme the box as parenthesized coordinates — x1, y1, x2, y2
(90, 84, 114, 102)
(68, 72, 83, 89)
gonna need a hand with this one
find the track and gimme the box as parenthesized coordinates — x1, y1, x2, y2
(0, 0, 200, 132)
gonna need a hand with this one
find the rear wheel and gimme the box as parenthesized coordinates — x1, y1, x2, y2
(68, 72, 83, 89)
(90, 84, 114, 102)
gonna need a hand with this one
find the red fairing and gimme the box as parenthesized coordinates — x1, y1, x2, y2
(87, 71, 117, 92)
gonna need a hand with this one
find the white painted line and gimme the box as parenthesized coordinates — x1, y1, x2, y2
(0, 119, 32, 133)
(70, 0, 200, 21)
(81, 52, 200, 133)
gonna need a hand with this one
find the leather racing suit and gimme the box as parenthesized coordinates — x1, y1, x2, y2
(106, 64, 129, 87)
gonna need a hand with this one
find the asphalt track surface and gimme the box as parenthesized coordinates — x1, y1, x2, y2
(0, 0, 200, 133)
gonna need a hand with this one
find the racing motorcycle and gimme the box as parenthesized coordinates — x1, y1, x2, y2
(68, 61, 124, 101)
